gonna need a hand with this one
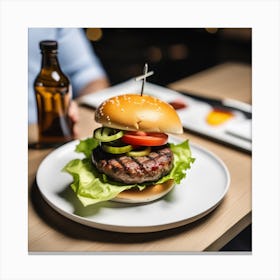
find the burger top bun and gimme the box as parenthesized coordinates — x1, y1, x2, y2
(111, 179, 175, 203)
(95, 94, 183, 134)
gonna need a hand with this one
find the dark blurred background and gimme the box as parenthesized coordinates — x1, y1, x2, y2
(86, 28, 252, 252)
(86, 28, 251, 86)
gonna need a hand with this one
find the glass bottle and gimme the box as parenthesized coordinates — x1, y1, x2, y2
(34, 40, 74, 146)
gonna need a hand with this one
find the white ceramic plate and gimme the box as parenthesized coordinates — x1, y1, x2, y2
(36, 136, 230, 233)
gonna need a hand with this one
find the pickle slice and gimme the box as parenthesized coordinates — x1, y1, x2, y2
(94, 127, 124, 142)
(126, 146, 151, 157)
(101, 143, 133, 154)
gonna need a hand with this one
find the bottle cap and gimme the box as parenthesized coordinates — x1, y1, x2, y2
(40, 40, 58, 51)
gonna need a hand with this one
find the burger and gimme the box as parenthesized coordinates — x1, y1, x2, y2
(63, 94, 195, 206)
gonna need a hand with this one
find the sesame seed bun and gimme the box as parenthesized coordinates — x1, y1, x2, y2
(111, 179, 175, 203)
(95, 94, 183, 134)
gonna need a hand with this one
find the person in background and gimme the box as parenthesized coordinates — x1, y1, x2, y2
(28, 28, 109, 131)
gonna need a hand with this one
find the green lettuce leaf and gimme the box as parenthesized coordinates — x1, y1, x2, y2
(63, 158, 144, 206)
(63, 138, 195, 206)
(157, 140, 195, 185)
(75, 137, 99, 158)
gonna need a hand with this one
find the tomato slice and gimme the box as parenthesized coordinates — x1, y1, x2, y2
(122, 131, 168, 146)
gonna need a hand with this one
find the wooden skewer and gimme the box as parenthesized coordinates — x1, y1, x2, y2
(135, 71, 154, 81)
(135, 63, 154, 96)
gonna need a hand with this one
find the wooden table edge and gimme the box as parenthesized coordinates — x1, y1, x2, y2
(205, 211, 252, 251)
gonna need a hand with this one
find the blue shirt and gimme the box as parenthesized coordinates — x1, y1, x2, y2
(28, 28, 106, 123)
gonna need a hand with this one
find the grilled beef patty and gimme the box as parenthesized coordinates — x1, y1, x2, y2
(92, 146, 173, 184)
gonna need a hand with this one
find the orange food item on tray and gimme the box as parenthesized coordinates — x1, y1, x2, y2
(206, 108, 234, 126)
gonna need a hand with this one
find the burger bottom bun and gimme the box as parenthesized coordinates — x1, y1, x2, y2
(111, 179, 175, 204)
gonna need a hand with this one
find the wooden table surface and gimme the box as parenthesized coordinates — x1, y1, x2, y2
(28, 62, 252, 252)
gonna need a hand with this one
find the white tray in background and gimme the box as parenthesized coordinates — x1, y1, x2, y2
(80, 80, 252, 152)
